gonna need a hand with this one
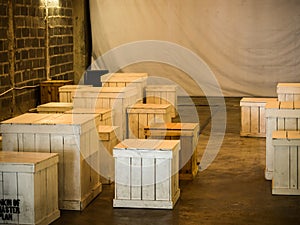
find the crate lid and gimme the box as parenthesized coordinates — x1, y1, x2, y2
(37, 102, 73, 112)
(98, 125, 119, 140)
(73, 86, 137, 98)
(0, 152, 59, 173)
(144, 123, 199, 136)
(114, 139, 180, 151)
(101, 73, 148, 82)
(145, 85, 178, 91)
(127, 103, 171, 113)
(240, 97, 277, 106)
(65, 108, 111, 115)
(59, 84, 92, 91)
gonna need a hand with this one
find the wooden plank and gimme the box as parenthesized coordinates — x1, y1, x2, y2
(289, 146, 298, 189)
(142, 158, 155, 201)
(250, 106, 259, 134)
(274, 146, 289, 189)
(259, 106, 266, 134)
(155, 158, 171, 201)
(115, 157, 131, 200)
(131, 157, 142, 200)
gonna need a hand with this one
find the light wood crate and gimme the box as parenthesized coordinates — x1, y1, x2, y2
(144, 123, 199, 180)
(0, 113, 101, 211)
(0, 151, 59, 225)
(59, 85, 92, 102)
(65, 108, 112, 126)
(277, 83, 300, 102)
(37, 102, 73, 113)
(146, 85, 178, 118)
(265, 101, 300, 180)
(272, 131, 300, 195)
(127, 103, 172, 139)
(73, 86, 137, 139)
(98, 126, 120, 184)
(40, 80, 73, 104)
(113, 139, 180, 209)
(240, 97, 277, 137)
(101, 73, 148, 102)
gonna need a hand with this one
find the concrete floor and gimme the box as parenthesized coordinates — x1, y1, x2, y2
(51, 97, 300, 225)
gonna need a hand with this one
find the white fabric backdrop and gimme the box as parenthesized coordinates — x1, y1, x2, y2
(89, 0, 300, 97)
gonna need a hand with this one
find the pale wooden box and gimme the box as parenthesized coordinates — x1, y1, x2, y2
(0, 151, 59, 225)
(277, 83, 300, 102)
(73, 86, 137, 139)
(127, 103, 172, 139)
(265, 101, 300, 180)
(37, 102, 73, 113)
(65, 108, 112, 126)
(144, 123, 200, 180)
(0, 113, 101, 211)
(59, 85, 92, 102)
(101, 73, 148, 102)
(146, 85, 178, 118)
(98, 125, 120, 184)
(113, 139, 180, 209)
(240, 97, 277, 137)
(272, 131, 300, 195)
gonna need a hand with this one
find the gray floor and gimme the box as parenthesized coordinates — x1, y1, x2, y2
(51, 97, 300, 225)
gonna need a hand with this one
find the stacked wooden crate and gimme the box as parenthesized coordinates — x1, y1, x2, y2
(0, 113, 101, 211)
(113, 139, 180, 209)
(240, 97, 277, 137)
(272, 131, 300, 195)
(59, 85, 92, 102)
(101, 73, 148, 103)
(265, 101, 300, 180)
(145, 85, 178, 118)
(127, 103, 172, 139)
(40, 80, 73, 104)
(277, 83, 300, 102)
(73, 86, 137, 139)
(144, 123, 200, 180)
(0, 151, 60, 225)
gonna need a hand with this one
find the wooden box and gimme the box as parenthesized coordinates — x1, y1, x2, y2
(265, 101, 300, 180)
(65, 108, 112, 126)
(59, 85, 92, 102)
(146, 85, 178, 118)
(0, 113, 101, 211)
(40, 80, 73, 104)
(240, 97, 277, 137)
(127, 103, 172, 139)
(101, 73, 148, 102)
(73, 86, 137, 139)
(272, 131, 300, 195)
(113, 139, 180, 209)
(37, 102, 73, 113)
(277, 83, 300, 102)
(144, 123, 200, 180)
(0, 151, 59, 225)
(98, 126, 120, 184)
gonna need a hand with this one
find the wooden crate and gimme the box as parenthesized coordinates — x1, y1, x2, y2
(101, 73, 148, 102)
(59, 85, 92, 102)
(98, 126, 120, 184)
(265, 101, 300, 180)
(272, 131, 300, 195)
(40, 80, 73, 104)
(240, 97, 277, 137)
(127, 103, 172, 139)
(65, 108, 112, 126)
(0, 113, 101, 211)
(73, 86, 137, 139)
(277, 83, 300, 102)
(37, 102, 73, 113)
(113, 139, 180, 209)
(0, 151, 59, 225)
(146, 85, 178, 118)
(144, 123, 200, 180)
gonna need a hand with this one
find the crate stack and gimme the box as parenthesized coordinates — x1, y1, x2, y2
(240, 82, 300, 195)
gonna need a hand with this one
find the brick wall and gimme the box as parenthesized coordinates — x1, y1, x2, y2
(48, 0, 74, 80)
(0, 0, 74, 121)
